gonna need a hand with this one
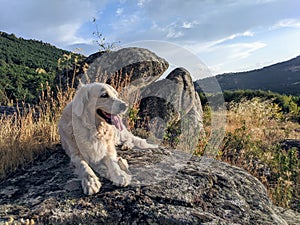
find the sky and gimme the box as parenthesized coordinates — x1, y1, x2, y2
(1, 0, 300, 76)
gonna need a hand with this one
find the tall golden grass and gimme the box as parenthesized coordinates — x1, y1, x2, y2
(200, 97, 299, 209)
(0, 83, 75, 178)
(226, 97, 298, 143)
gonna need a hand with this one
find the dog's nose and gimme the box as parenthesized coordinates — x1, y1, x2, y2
(119, 103, 128, 111)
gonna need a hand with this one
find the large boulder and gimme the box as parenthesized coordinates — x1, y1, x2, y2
(55, 48, 169, 91)
(1, 146, 298, 225)
(136, 67, 203, 151)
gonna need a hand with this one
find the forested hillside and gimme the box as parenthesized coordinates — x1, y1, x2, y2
(196, 56, 300, 96)
(0, 32, 83, 104)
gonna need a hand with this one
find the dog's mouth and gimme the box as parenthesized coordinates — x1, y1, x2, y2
(96, 109, 123, 131)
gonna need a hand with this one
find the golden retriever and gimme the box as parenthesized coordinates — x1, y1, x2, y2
(58, 82, 157, 195)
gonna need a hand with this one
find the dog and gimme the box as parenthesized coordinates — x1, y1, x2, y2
(58, 82, 157, 195)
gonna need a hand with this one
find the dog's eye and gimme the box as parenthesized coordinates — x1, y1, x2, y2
(100, 93, 109, 98)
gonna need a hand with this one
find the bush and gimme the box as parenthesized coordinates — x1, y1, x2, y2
(219, 98, 299, 209)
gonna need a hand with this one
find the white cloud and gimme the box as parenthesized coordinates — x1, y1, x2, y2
(50, 23, 93, 45)
(206, 30, 255, 47)
(184, 31, 254, 54)
(183, 40, 266, 74)
(166, 30, 184, 39)
(137, 0, 151, 7)
(116, 8, 124, 15)
(182, 21, 199, 29)
(186, 40, 266, 59)
(149, 21, 185, 39)
(227, 42, 267, 59)
(182, 22, 193, 29)
(242, 31, 254, 37)
(255, 0, 277, 4)
(112, 14, 140, 30)
(271, 19, 300, 30)
(0, 0, 106, 46)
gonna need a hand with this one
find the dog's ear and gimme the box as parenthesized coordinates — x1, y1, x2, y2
(73, 85, 88, 117)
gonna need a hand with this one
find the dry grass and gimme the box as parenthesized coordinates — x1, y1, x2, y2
(226, 98, 299, 143)
(0, 83, 75, 178)
(199, 97, 300, 209)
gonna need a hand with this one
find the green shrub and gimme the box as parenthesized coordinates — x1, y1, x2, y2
(198, 97, 300, 210)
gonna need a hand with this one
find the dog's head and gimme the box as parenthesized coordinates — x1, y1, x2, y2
(73, 82, 127, 130)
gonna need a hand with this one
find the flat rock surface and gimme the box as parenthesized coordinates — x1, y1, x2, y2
(0, 146, 299, 225)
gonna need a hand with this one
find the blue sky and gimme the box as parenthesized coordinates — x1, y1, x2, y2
(1, 0, 300, 76)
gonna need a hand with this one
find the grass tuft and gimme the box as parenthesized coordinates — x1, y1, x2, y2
(0, 83, 75, 178)
(197, 97, 299, 209)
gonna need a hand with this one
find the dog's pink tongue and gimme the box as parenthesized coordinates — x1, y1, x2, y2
(111, 115, 123, 131)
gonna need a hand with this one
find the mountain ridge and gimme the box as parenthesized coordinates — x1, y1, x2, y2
(196, 55, 300, 95)
(0, 31, 83, 104)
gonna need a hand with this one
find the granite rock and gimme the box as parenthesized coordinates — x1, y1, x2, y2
(0, 146, 299, 225)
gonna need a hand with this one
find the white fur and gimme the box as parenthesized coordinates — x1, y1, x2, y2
(58, 82, 157, 195)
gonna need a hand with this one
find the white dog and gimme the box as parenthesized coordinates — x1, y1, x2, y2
(58, 82, 157, 195)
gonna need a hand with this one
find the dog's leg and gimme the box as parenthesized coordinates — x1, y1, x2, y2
(128, 135, 158, 149)
(120, 128, 158, 149)
(62, 136, 102, 195)
(72, 155, 102, 195)
(103, 144, 131, 186)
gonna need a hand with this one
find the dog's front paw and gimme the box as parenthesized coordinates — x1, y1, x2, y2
(110, 170, 132, 187)
(81, 174, 102, 195)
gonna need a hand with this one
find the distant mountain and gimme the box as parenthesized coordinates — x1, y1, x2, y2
(0, 31, 83, 104)
(195, 56, 300, 95)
